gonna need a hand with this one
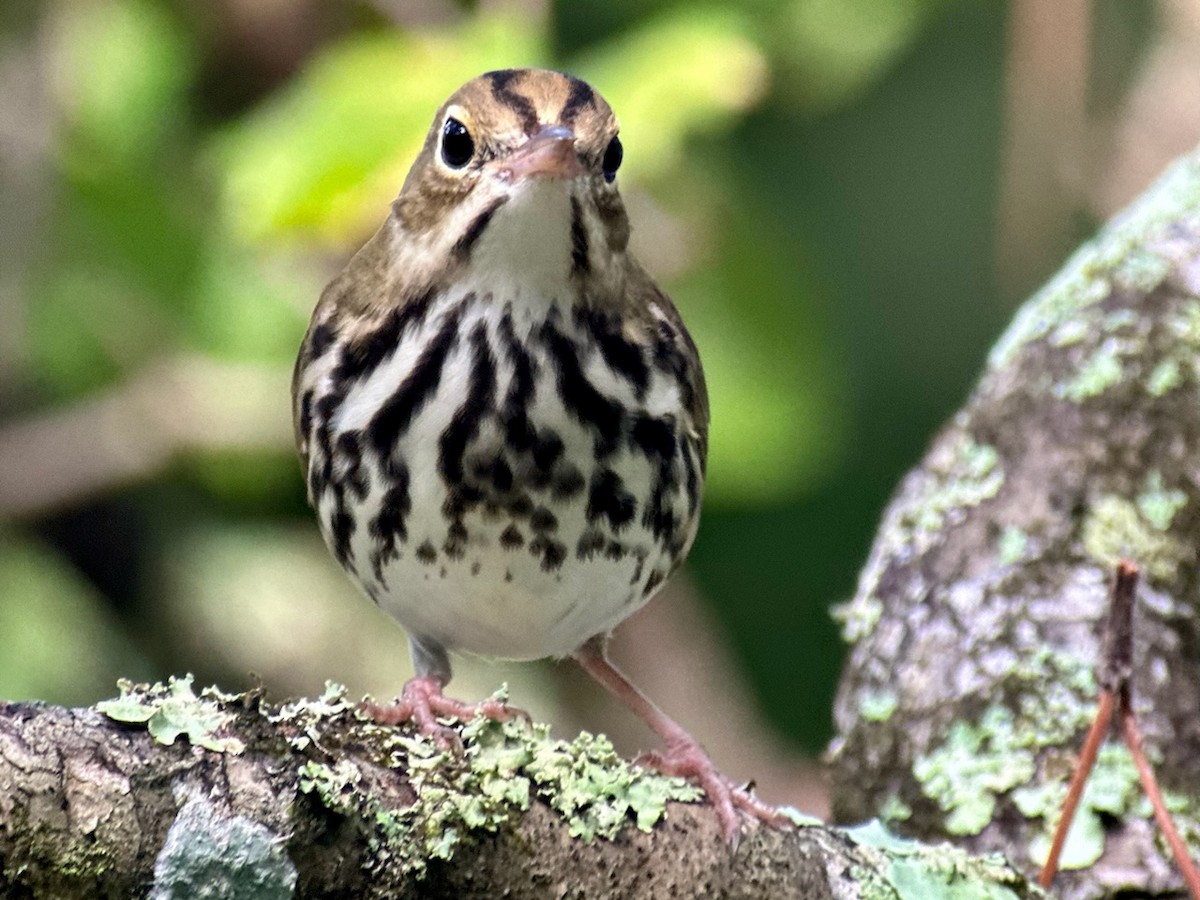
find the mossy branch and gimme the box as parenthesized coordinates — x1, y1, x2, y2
(831, 143, 1200, 898)
(0, 679, 1040, 899)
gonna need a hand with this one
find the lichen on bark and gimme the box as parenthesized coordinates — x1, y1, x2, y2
(830, 144, 1200, 900)
(0, 682, 1043, 898)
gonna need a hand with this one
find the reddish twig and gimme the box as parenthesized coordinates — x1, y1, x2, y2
(1038, 561, 1200, 896)
(1120, 708, 1200, 898)
(1036, 691, 1114, 889)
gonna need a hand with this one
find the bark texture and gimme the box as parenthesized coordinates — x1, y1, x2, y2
(830, 144, 1200, 899)
(0, 687, 1037, 899)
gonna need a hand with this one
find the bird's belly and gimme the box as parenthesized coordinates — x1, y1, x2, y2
(362, 512, 661, 660)
(306, 295, 702, 660)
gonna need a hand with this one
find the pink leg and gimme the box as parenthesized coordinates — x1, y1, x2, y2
(362, 676, 526, 750)
(574, 638, 789, 844)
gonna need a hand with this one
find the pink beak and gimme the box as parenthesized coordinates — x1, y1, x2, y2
(501, 125, 583, 181)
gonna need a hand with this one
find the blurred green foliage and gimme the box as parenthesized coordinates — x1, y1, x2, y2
(0, 0, 1154, 759)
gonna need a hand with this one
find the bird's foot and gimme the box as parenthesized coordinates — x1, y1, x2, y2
(636, 739, 792, 845)
(361, 677, 528, 751)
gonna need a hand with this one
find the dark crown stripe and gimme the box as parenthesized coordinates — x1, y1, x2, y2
(454, 197, 507, 260)
(569, 196, 589, 276)
(486, 70, 539, 132)
(367, 299, 466, 457)
(336, 288, 436, 383)
(438, 320, 497, 486)
(559, 76, 596, 125)
(577, 307, 649, 400)
(541, 320, 624, 455)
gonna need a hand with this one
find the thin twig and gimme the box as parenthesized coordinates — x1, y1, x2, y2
(1038, 560, 1200, 897)
(1120, 706, 1200, 898)
(1037, 690, 1113, 889)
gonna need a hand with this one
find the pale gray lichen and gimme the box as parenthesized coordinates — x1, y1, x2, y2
(845, 820, 1034, 900)
(98, 675, 244, 753)
(150, 798, 296, 900)
(902, 434, 1003, 549)
(835, 432, 1004, 647)
(834, 594, 884, 644)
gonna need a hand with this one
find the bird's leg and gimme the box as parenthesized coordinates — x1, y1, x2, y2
(573, 636, 788, 844)
(361, 636, 526, 749)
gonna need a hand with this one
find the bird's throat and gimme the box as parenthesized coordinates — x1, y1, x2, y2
(460, 181, 578, 305)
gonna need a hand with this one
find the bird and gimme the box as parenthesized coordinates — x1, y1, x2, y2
(292, 67, 780, 841)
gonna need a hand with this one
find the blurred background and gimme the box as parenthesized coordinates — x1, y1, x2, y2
(1, 0, 1196, 816)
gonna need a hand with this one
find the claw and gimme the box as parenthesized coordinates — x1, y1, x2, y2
(574, 640, 793, 846)
(637, 741, 792, 844)
(361, 677, 529, 751)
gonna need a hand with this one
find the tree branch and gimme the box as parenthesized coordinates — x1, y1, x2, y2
(0, 680, 1038, 898)
(832, 142, 1200, 899)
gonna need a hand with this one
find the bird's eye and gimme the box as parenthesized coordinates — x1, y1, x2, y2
(441, 118, 474, 169)
(601, 135, 623, 183)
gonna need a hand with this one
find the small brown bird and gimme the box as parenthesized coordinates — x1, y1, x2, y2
(293, 68, 778, 840)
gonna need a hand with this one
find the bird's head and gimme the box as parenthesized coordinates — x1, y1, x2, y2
(390, 69, 631, 300)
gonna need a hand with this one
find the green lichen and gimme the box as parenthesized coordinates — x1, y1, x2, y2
(860, 690, 900, 723)
(834, 594, 884, 644)
(1055, 339, 1124, 402)
(1112, 246, 1172, 294)
(1101, 308, 1139, 333)
(98, 675, 244, 753)
(296, 697, 701, 876)
(996, 526, 1029, 566)
(914, 650, 1096, 839)
(1146, 357, 1182, 396)
(1081, 491, 1187, 581)
(1136, 470, 1188, 530)
(898, 435, 1004, 552)
(989, 256, 1111, 371)
(846, 820, 1033, 900)
(1013, 743, 1143, 871)
(879, 794, 913, 824)
(913, 707, 1038, 836)
(989, 151, 1200, 371)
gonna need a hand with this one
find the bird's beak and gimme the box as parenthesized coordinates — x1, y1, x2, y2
(500, 125, 583, 181)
